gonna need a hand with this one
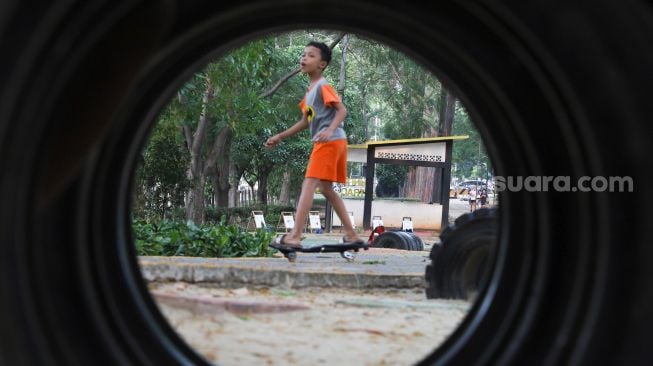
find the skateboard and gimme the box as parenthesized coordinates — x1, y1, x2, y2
(270, 240, 369, 262)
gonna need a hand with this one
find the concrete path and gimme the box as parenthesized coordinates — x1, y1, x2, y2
(139, 233, 439, 289)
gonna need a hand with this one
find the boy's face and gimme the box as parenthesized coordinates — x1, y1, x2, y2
(299, 45, 327, 74)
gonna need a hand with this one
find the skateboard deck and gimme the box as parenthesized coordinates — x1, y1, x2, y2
(270, 240, 369, 262)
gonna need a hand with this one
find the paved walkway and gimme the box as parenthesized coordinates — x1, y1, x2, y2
(140, 233, 439, 289)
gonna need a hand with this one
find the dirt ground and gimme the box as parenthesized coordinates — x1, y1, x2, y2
(150, 282, 470, 366)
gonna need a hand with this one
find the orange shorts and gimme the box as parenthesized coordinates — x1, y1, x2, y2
(305, 139, 347, 183)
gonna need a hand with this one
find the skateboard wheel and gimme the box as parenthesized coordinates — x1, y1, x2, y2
(342, 251, 355, 262)
(287, 251, 297, 262)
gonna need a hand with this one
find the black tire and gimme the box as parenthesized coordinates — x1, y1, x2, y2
(397, 231, 418, 250)
(425, 208, 498, 300)
(374, 231, 424, 251)
(1, 1, 652, 366)
(374, 231, 412, 250)
(406, 232, 425, 251)
(404, 232, 417, 251)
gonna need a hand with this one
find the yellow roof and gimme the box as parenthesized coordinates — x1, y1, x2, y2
(348, 135, 469, 149)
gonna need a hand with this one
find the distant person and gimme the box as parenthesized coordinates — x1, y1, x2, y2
(265, 41, 362, 248)
(469, 185, 478, 212)
(479, 188, 488, 208)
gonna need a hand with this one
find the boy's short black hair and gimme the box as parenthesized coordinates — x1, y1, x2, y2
(307, 41, 332, 65)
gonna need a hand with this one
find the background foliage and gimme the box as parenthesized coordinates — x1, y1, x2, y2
(133, 30, 491, 226)
(133, 220, 275, 258)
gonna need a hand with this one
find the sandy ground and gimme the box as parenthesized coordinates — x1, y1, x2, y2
(150, 282, 470, 366)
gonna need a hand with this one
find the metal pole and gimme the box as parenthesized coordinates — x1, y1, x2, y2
(363, 146, 376, 231)
(325, 199, 332, 232)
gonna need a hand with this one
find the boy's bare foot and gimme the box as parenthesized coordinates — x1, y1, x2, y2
(272, 234, 302, 249)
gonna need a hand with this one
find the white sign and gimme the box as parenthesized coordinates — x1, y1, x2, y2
(372, 218, 384, 229)
(375, 142, 446, 163)
(347, 147, 367, 163)
(309, 214, 321, 229)
(254, 214, 266, 229)
(283, 215, 295, 229)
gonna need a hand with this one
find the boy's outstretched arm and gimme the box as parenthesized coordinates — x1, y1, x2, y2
(264, 115, 308, 148)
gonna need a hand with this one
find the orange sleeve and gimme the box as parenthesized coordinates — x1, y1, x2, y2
(321, 84, 341, 107)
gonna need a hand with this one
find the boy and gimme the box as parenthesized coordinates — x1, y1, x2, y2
(264, 41, 363, 248)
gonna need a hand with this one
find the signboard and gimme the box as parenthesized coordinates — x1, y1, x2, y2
(402, 217, 413, 232)
(375, 142, 446, 163)
(282, 214, 295, 230)
(372, 216, 384, 229)
(339, 186, 365, 197)
(254, 213, 266, 229)
(309, 211, 321, 230)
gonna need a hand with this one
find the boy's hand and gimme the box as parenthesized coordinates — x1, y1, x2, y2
(265, 135, 281, 148)
(313, 128, 334, 142)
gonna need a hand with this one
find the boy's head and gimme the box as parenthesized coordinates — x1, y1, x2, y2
(306, 41, 332, 67)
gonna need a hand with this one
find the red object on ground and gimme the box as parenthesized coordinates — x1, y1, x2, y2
(368, 225, 386, 245)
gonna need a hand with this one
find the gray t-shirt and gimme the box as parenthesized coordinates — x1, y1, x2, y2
(300, 77, 347, 141)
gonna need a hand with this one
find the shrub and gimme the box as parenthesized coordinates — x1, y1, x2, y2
(132, 219, 275, 258)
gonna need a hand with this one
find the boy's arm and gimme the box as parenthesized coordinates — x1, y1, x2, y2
(264, 115, 309, 148)
(312, 101, 347, 142)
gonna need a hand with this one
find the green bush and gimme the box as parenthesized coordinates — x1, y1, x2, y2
(132, 219, 275, 258)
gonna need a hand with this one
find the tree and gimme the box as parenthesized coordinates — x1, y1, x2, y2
(135, 30, 488, 222)
(452, 103, 491, 180)
(181, 75, 220, 223)
(173, 39, 277, 222)
(375, 165, 408, 197)
(133, 114, 189, 221)
(438, 86, 456, 136)
(259, 32, 346, 98)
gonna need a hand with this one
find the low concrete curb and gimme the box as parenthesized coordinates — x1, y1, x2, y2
(139, 249, 430, 289)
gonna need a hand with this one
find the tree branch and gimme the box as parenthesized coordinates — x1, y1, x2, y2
(259, 32, 347, 98)
(191, 79, 214, 156)
(182, 125, 193, 153)
(204, 124, 232, 174)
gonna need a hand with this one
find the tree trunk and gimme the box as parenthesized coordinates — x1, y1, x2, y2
(186, 173, 206, 224)
(278, 168, 292, 205)
(247, 181, 256, 204)
(337, 34, 349, 98)
(184, 78, 214, 223)
(432, 86, 456, 204)
(257, 172, 268, 204)
(438, 87, 456, 136)
(228, 161, 238, 208)
(215, 178, 230, 208)
(209, 170, 229, 215)
(361, 89, 369, 139)
(209, 125, 233, 208)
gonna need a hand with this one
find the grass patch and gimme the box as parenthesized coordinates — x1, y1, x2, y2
(362, 260, 386, 265)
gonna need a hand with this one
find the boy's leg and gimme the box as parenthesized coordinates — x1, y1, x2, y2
(318, 180, 362, 242)
(282, 177, 320, 246)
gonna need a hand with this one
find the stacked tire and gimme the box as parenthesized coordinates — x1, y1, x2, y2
(425, 208, 497, 300)
(373, 231, 424, 251)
